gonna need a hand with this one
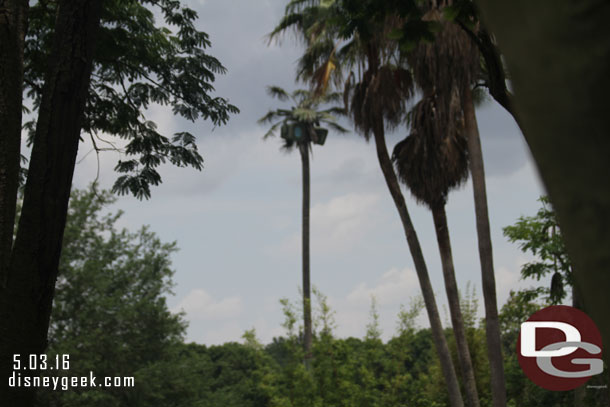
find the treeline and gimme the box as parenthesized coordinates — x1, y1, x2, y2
(34, 187, 608, 407)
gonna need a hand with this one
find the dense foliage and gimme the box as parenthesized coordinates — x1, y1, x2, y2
(24, 0, 239, 199)
(32, 190, 609, 407)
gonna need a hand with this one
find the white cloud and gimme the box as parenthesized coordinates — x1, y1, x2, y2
(346, 267, 419, 306)
(312, 193, 379, 235)
(200, 322, 244, 345)
(270, 193, 381, 256)
(495, 254, 554, 305)
(495, 265, 522, 305)
(174, 288, 242, 321)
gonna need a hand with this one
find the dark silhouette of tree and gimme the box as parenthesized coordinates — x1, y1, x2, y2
(393, 86, 480, 407)
(0, 1, 237, 405)
(401, 6, 507, 405)
(475, 2, 610, 369)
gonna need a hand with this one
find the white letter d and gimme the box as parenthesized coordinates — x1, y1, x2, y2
(521, 321, 581, 357)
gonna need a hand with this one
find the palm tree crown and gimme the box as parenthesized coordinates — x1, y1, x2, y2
(258, 86, 347, 149)
(392, 90, 469, 210)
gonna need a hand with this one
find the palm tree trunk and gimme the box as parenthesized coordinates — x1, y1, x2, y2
(299, 143, 313, 368)
(462, 86, 507, 407)
(372, 123, 464, 407)
(432, 205, 481, 407)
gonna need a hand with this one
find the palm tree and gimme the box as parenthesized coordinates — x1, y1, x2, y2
(462, 81, 507, 407)
(269, 3, 465, 406)
(258, 86, 347, 366)
(393, 88, 480, 407)
(346, 47, 466, 407)
(406, 7, 507, 406)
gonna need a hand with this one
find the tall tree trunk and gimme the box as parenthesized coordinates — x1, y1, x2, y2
(475, 0, 610, 371)
(0, 0, 103, 405)
(571, 284, 586, 406)
(299, 142, 313, 367)
(462, 86, 507, 407)
(432, 205, 480, 407)
(372, 124, 464, 407)
(0, 0, 27, 286)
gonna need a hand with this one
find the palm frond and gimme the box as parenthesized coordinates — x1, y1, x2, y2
(293, 107, 319, 122)
(292, 89, 314, 104)
(296, 38, 336, 81)
(343, 71, 354, 111)
(322, 120, 349, 134)
(260, 85, 345, 151)
(409, 9, 479, 98)
(347, 65, 414, 139)
(320, 106, 346, 116)
(257, 108, 290, 125)
(317, 91, 343, 105)
(266, 86, 290, 102)
(268, 13, 304, 44)
(312, 59, 336, 96)
(262, 121, 284, 139)
(392, 92, 469, 209)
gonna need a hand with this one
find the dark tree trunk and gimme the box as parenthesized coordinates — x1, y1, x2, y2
(372, 123, 464, 407)
(458, 23, 524, 133)
(432, 205, 480, 407)
(0, 0, 103, 405)
(475, 0, 610, 370)
(299, 142, 313, 367)
(462, 86, 507, 407)
(571, 285, 586, 406)
(0, 0, 27, 286)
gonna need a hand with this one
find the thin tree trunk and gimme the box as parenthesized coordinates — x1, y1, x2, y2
(299, 142, 313, 367)
(372, 124, 464, 407)
(0, 1, 103, 405)
(571, 285, 586, 406)
(432, 205, 480, 407)
(0, 0, 27, 286)
(462, 86, 507, 407)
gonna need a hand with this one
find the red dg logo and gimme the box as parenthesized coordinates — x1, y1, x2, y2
(517, 305, 604, 391)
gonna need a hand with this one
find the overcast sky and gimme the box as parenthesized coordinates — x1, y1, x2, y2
(71, 0, 548, 345)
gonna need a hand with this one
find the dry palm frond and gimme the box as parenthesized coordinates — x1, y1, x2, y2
(312, 58, 336, 96)
(269, 0, 337, 45)
(343, 71, 354, 112)
(346, 64, 414, 140)
(393, 6, 477, 208)
(392, 91, 469, 209)
(297, 37, 336, 81)
(410, 9, 479, 98)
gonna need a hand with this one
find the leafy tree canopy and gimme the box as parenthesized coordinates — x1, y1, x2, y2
(503, 196, 573, 304)
(38, 186, 188, 406)
(24, 0, 239, 199)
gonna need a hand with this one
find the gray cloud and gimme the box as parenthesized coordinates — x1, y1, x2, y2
(69, 0, 544, 345)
